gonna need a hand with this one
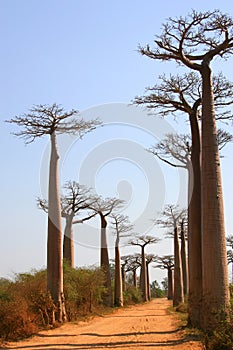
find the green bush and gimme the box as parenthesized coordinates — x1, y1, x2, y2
(63, 264, 106, 320)
(123, 285, 142, 305)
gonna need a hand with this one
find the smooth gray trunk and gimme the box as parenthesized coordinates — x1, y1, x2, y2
(201, 65, 229, 331)
(63, 215, 74, 268)
(114, 235, 123, 307)
(141, 246, 148, 301)
(47, 132, 66, 323)
(100, 214, 112, 307)
(187, 108, 203, 327)
(167, 268, 173, 300)
(173, 225, 184, 307)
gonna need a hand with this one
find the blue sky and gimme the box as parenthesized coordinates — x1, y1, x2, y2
(1, 1, 233, 283)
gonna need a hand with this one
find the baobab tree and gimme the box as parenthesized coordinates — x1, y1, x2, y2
(145, 254, 157, 301)
(150, 129, 232, 324)
(120, 256, 130, 292)
(179, 217, 188, 297)
(111, 214, 133, 306)
(135, 71, 233, 326)
(38, 181, 97, 268)
(138, 10, 233, 329)
(157, 205, 185, 307)
(130, 235, 160, 301)
(7, 103, 100, 322)
(155, 255, 174, 300)
(90, 196, 124, 307)
(122, 254, 141, 289)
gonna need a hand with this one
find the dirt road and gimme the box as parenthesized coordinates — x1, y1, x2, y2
(5, 299, 203, 350)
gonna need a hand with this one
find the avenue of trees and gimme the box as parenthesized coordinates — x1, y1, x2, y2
(2, 8, 233, 346)
(135, 9, 233, 332)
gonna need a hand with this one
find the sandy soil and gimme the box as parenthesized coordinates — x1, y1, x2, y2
(4, 299, 203, 350)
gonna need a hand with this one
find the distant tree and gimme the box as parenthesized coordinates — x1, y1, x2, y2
(138, 9, 233, 330)
(150, 280, 165, 298)
(120, 256, 130, 292)
(90, 197, 124, 307)
(38, 181, 97, 268)
(111, 214, 133, 307)
(145, 254, 157, 300)
(122, 254, 141, 288)
(155, 255, 174, 300)
(157, 205, 185, 306)
(7, 103, 100, 322)
(130, 235, 160, 301)
(161, 277, 168, 295)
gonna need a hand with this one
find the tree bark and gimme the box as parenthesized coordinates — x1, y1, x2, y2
(180, 220, 188, 297)
(47, 132, 66, 323)
(146, 262, 151, 301)
(201, 64, 229, 331)
(173, 225, 184, 307)
(100, 214, 112, 307)
(187, 108, 203, 327)
(122, 265, 126, 292)
(63, 215, 75, 268)
(133, 269, 137, 288)
(141, 246, 148, 301)
(167, 268, 173, 300)
(114, 234, 123, 307)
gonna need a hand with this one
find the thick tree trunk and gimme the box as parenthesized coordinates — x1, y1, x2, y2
(167, 268, 173, 300)
(187, 108, 203, 327)
(180, 220, 188, 297)
(201, 65, 229, 331)
(146, 262, 151, 301)
(47, 132, 66, 323)
(63, 215, 75, 268)
(173, 225, 184, 307)
(133, 269, 137, 288)
(121, 265, 126, 292)
(141, 246, 148, 301)
(114, 235, 123, 307)
(100, 214, 112, 307)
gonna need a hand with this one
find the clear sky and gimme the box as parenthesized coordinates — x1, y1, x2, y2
(1, 0, 233, 284)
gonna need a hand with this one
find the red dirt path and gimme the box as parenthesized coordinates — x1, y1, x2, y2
(5, 299, 203, 350)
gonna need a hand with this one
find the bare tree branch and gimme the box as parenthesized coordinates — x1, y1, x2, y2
(6, 103, 101, 144)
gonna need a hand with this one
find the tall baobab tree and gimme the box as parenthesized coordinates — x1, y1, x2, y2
(90, 197, 124, 307)
(155, 255, 174, 300)
(135, 71, 233, 327)
(150, 129, 232, 324)
(38, 181, 97, 268)
(7, 103, 100, 322)
(130, 235, 160, 301)
(111, 214, 133, 307)
(138, 10, 233, 330)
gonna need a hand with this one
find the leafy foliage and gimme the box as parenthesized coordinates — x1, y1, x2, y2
(0, 267, 105, 340)
(63, 264, 106, 320)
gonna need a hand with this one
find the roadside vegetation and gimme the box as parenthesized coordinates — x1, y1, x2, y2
(0, 264, 160, 341)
